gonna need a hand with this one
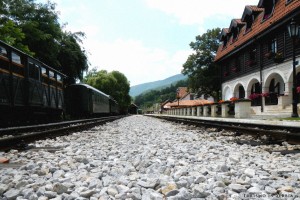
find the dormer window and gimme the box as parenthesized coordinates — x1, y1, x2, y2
(245, 15, 254, 33)
(232, 28, 239, 42)
(242, 6, 263, 34)
(223, 38, 228, 48)
(258, 0, 277, 21)
(228, 19, 244, 43)
(220, 28, 229, 49)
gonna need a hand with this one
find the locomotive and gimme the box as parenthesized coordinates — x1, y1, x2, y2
(0, 40, 119, 126)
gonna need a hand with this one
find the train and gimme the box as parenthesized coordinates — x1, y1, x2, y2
(0, 40, 119, 126)
(65, 84, 119, 117)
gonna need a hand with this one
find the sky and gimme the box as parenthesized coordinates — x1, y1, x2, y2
(39, 0, 259, 86)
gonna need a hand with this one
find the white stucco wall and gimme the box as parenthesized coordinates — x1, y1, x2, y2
(221, 58, 300, 100)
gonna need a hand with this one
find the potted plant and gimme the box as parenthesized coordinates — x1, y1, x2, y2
(261, 92, 270, 97)
(230, 97, 239, 102)
(265, 51, 274, 59)
(297, 86, 300, 94)
(247, 60, 256, 66)
(248, 93, 260, 100)
(273, 52, 284, 63)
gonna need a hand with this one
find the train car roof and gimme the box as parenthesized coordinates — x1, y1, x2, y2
(69, 83, 110, 98)
(108, 95, 117, 102)
(0, 39, 67, 77)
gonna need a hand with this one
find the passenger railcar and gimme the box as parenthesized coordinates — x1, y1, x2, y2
(65, 84, 118, 117)
(109, 96, 119, 115)
(0, 40, 65, 124)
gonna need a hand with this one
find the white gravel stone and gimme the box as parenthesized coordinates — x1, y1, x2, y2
(4, 188, 21, 200)
(1, 116, 300, 199)
(0, 184, 9, 195)
(52, 183, 68, 194)
(107, 187, 118, 196)
(228, 184, 247, 193)
(244, 168, 256, 178)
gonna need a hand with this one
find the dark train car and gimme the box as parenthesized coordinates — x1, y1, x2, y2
(65, 84, 111, 117)
(109, 96, 119, 115)
(0, 40, 65, 124)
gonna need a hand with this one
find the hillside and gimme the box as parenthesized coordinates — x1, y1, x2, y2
(130, 74, 187, 97)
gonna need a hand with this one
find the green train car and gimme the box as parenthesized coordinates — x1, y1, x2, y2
(0, 40, 65, 124)
(65, 84, 119, 117)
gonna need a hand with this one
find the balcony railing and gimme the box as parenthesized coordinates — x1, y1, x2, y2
(251, 97, 262, 106)
(265, 92, 278, 105)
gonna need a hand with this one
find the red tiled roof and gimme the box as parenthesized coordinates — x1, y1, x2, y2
(235, 19, 244, 24)
(215, 0, 300, 62)
(248, 5, 264, 12)
(176, 87, 188, 99)
(167, 99, 213, 108)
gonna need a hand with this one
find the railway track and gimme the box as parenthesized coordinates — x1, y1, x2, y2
(0, 116, 125, 151)
(149, 115, 300, 145)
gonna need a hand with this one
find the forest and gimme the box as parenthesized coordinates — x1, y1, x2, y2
(134, 79, 188, 109)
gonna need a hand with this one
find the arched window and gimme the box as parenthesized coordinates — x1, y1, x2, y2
(296, 72, 300, 87)
(238, 86, 245, 99)
(251, 82, 261, 93)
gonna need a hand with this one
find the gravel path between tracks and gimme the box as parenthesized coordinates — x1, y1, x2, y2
(1, 115, 300, 200)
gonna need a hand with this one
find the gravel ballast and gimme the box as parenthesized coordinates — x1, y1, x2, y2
(1, 115, 300, 200)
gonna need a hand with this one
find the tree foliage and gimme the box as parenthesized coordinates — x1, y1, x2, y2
(182, 28, 221, 101)
(84, 69, 131, 113)
(0, 0, 88, 82)
(134, 79, 188, 109)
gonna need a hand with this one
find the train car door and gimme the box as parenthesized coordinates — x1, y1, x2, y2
(28, 60, 43, 106)
(0, 45, 10, 107)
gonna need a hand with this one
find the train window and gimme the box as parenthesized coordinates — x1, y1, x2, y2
(12, 52, 22, 64)
(11, 52, 24, 76)
(49, 71, 55, 79)
(41, 67, 47, 75)
(57, 74, 63, 82)
(41, 67, 48, 84)
(0, 46, 9, 71)
(29, 62, 40, 80)
(0, 46, 8, 58)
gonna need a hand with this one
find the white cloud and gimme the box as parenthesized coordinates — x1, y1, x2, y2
(145, 0, 259, 25)
(85, 38, 192, 86)
(37, 0, 260, 86)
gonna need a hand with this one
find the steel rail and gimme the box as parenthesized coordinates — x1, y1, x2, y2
(149, 115, 300, 144)
(0, 115, 125, 151)
(0, 116, 119, 136)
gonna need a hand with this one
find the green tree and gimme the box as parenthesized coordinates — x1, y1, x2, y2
(84, 69, 131, 113)
(58, 31, 89, 84)
(0, 20, 32, 54)
(182, 28, 221, 101)
(0, 0, 88, 82)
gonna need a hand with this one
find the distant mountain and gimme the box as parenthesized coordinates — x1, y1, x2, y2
(130, 74, 187, 97)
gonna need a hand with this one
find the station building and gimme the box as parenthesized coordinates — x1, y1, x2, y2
(215, 0, 300, 117)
